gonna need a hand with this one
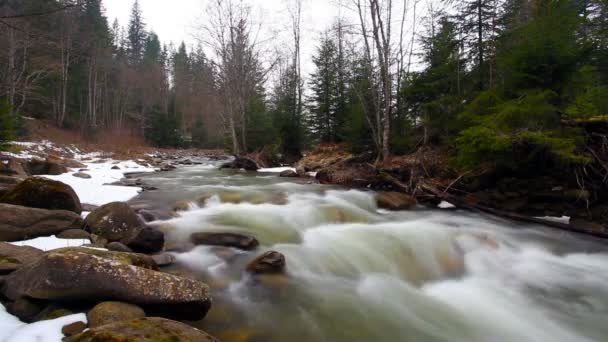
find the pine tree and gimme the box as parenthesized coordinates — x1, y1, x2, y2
(402, 13, 464, 144)
(309, 33, 340, 143)
(449, 0, 504, 89)
(127, 0, 147, 65)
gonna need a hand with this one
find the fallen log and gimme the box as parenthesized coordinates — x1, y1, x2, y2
(379, 171, 608, 239)
(419, 182, 608, 239)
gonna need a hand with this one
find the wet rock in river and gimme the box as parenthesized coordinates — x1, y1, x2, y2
(127, 227, 164, 254)
(150, 253, 175, 267)
(246, 251, 286, 275)
(84, 202, 146, 243)
(279, 169, 299, 178)
(376, 191, 417, 211)
(106, 241, 133, 253)
(0, 177, 82, 214)
(64, 317, 219, 342)
(2, 248, 211, 320)
(191, 232, 260, 251)
(87, 301, 146, 328)
(0, 204, 83, 242)
(221, 156, 260, 171)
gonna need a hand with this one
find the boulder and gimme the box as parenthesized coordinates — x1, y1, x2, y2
(72, 172, 92, 179)
(84, 202, 145, 243)
(64, 317, 218, 342)
(0, 175, 22, 185)
(151, 253, 175, 267)
(26, 158, 68, 176)
(57, 229, 91, 240)
(127, 227, 164, 254)
(0, 156, 27, 176)
(0, 204, 83, 242)
(0, 242, 43, 273)
(87, 302, 146, 328)
(2, 248, 210, 320)
(62, 321, 86, 337)
(376, 192, 417, 211)
(0, 177, 82, 214)
(6, 297, 46, 322)
(246, 251, 286, 275)
(111, 165, 121, 170)
(316, 162, 382, 188)
(221, 156, 260, 171)
(191, 232, 259, 251)
(279, 169, 299, 178)
(106, 242, 133, 253)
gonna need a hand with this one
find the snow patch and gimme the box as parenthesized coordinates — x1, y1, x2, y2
(3, 311, 87, 342)
(258, 167, 296, 173)
(535, 216, 571, 224)
(10, 236, 90, 251)
(44, 159, 154, 206)
(438, 201, 456, 209)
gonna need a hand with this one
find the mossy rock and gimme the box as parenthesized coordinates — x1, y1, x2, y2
(87, 302, 146, 328)
(84, 202, 144, 243)
(64, 317, 219, 342)
(0, 177, 82, 214)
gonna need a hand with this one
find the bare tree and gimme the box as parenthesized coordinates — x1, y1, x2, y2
(203, 0, 265, 154)
(353, 0, 400, 162)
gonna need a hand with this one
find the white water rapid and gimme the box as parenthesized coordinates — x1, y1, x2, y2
(131, 158, 608, 342)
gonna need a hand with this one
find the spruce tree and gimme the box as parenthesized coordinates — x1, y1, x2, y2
(309, 33, 340, 143)
(127, 0, 147, 65)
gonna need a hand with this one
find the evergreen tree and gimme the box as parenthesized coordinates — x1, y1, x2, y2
(449, 0, 504, 89)
(457, 0, 586, 170)
(401, 13, 464, 145)
(127, 0, 147, 65)
(308, 33, 341, 143)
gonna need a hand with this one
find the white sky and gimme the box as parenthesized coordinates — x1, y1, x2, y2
(104, 0, 429, 77)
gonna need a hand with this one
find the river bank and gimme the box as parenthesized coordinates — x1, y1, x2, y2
(1, 140, 608, 341)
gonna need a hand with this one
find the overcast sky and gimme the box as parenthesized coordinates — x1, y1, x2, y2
(104, 0, 428, 76)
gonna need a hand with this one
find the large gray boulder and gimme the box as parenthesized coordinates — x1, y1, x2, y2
(0, 177, 82, 214)
(0, 204, 83, 242)
(64, 317, 219, 342)
(84, 202, 164, 253)
(84, 202, 145, 243)
(2, 248, 211, 320)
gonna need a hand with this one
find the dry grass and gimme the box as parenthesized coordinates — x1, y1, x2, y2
(23, 119, 225, 160)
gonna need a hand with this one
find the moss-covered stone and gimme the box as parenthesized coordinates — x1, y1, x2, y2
(87, 302, 146, 328)
(64, 317, 219, 342)
(0, 177, 82, 214)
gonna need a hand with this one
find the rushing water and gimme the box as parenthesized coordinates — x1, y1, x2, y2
(131, 157, 608, 342)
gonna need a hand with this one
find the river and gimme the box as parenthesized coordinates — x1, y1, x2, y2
(129, 156, 608, 342)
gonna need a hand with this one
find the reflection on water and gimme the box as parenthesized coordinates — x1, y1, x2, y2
(132, 158, 608, 342)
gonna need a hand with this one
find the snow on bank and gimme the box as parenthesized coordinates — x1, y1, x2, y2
(438, 201, 456, 209)
(10, 236, 89, 251)
(258, 167, 296, 173)
(535, 216, 571, 225)
(44, 160, 154, 206)
(0, 307, 86, 342)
